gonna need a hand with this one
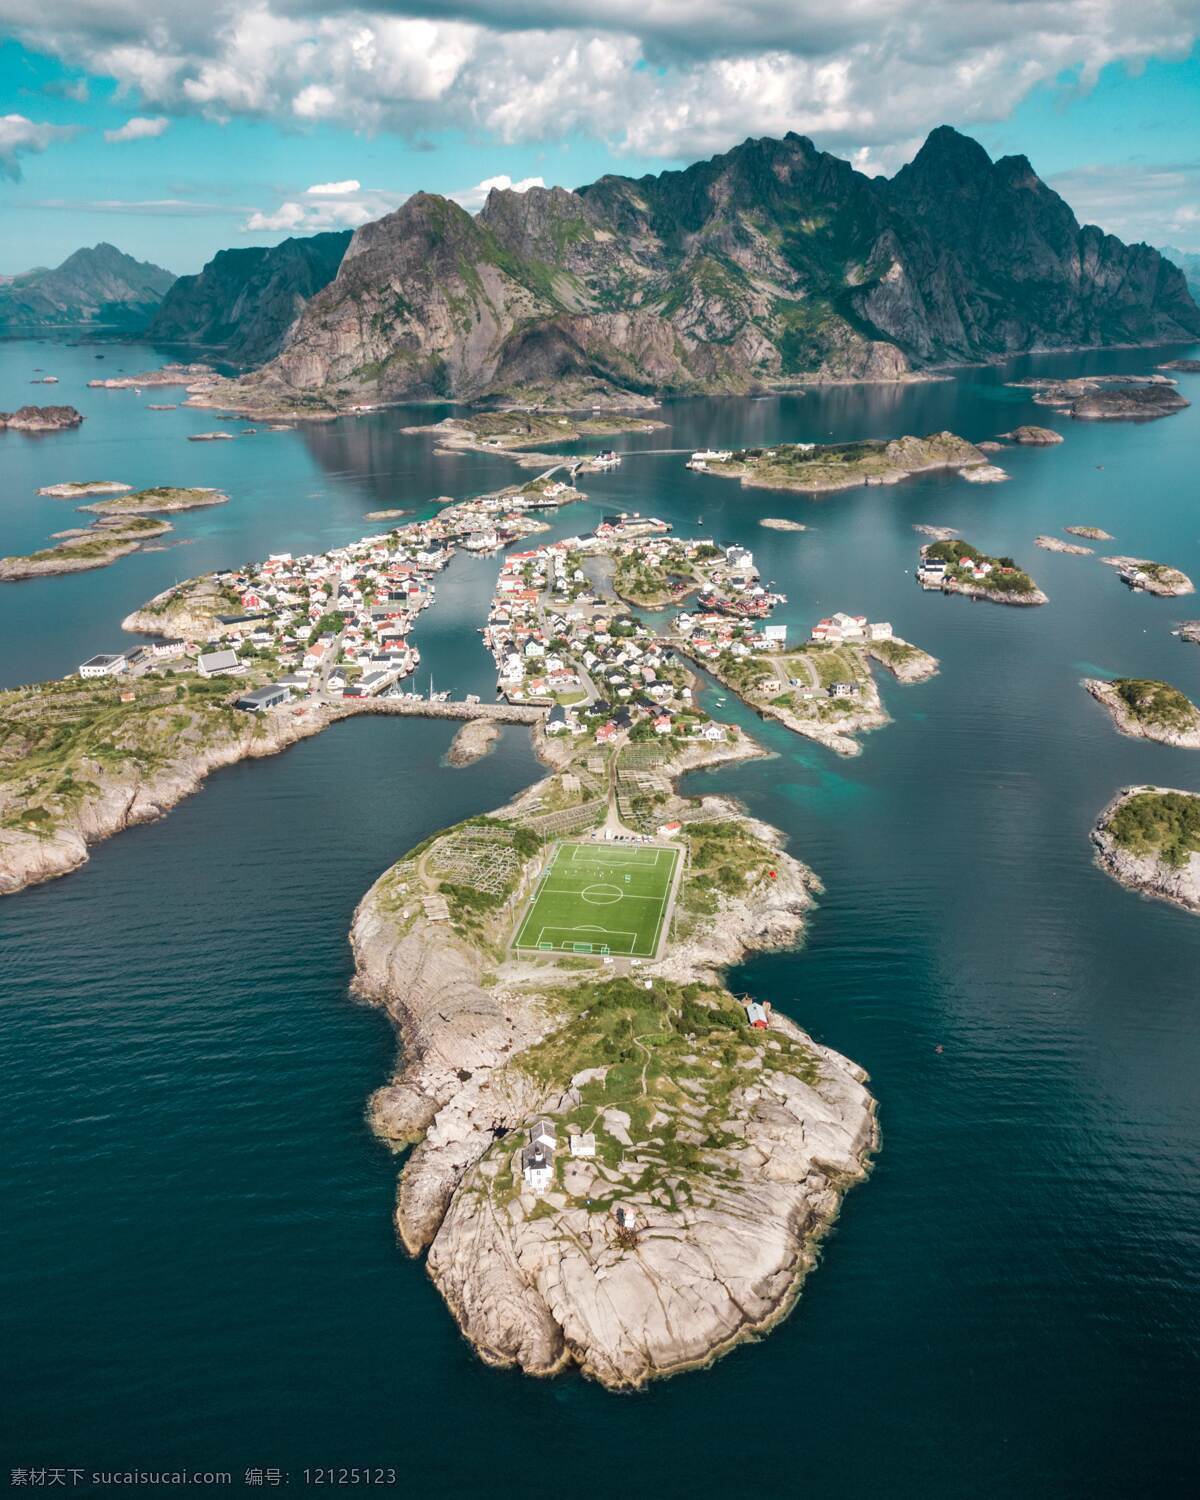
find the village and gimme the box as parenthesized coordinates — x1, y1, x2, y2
(74, 478, 583, 705)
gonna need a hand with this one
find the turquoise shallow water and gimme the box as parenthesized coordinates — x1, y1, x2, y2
(2, 336, 1200, 1495)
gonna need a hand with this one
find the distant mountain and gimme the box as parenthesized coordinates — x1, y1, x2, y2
(147, 232, 352, 366)
(212, 126, 1200, 409)
(1159, 245, 1200, 304)
(0, 243, 176, 331)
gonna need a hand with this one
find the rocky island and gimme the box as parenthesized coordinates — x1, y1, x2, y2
(1100, 556, 1195, 597)
(1092, 787, 1200, 916)
(37, 481, 132, 498)
(0, 517, 171, 581)
(917, 540, 1047, 604)
(1177, 621, 1200, 645)
(1010, 374, 1188, 421)
(1036, 535, 1093, 555)
(1066, 526, 1114, 540)
(759, 518, 808, 532)
(1157, 359, 1200, 373)
(352, 729, 877, 1388)
(79, 486, 228, 517)
(999, 425, 1063, 444)
(1083, 678, 1200, 748)
(693, 432, 987, 494)
(0, 404, 84, 432)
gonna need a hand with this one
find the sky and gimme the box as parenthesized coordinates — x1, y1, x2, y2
(1, 0, 1198, 276)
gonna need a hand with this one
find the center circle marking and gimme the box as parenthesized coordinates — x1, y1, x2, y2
(581, 883, 623, 905)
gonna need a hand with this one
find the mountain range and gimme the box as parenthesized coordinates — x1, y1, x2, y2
(0, 244, 176, 331)
(214, 125, 1199, 409)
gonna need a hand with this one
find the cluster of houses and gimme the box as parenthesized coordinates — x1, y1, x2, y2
(77, 483, 577, 705)
(810, 611, 894, 643)
(483, 528, 735, 746)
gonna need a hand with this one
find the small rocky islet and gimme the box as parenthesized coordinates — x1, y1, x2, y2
(1092, 787, 1200, 916)
(0, 404, 84, 432)
(1083, 678, 1200, 748)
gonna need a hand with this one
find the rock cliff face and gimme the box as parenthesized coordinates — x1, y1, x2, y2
(0, 243, 175, 330)
(211, 126, 1200, 409)
(147, 231, 351, 366)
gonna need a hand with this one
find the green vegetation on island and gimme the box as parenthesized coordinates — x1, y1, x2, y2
(1113, 679, 1200, 733)
(0, 517, 173, 580)
(1107, 790, 1200, 869)
(80, 486, 228, 515)
(922, 538, 1042, 600)
(612, 541, 721, 607)
(701, 432, 986, 493)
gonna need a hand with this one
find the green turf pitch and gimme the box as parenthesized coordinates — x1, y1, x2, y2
(512, 841, 681, 958)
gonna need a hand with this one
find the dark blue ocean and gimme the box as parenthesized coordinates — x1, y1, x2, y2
(2, 336, 1199, 1496)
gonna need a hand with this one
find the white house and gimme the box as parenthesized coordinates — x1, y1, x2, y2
(197, 648, 242, 678)
(529, 1119, 557, 1152)
(78, 653, 127, 680)
(522, 1143, 553, 1194)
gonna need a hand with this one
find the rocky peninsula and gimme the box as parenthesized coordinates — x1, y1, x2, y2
(87, 362, 216, 390)
(1100, 556, 1195, 597)
(0, 671, 333, 895)
(1092, 787, 1200, 916)
(694, 431, 988, 493)
(0, 404, 84, 431)
(685, 634, 937, 756)
(406, 410, 663, 464)
(1083, 679, 1200, 748)
(351, 729, 877, 1388)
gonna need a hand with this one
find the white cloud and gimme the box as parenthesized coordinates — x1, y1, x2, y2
(104, 114, 170, 143)
(0, 112, 78, 180)
(244, 186, 404, 232)
(452, 173, 546, 210)
(306, 178, 361, 195)
(1, 0, 1198, 173)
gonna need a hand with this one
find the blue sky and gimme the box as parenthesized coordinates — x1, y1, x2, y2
(1, 4, 1198, 276)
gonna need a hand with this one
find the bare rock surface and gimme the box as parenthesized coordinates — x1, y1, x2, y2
(350, 736, 876, 1388)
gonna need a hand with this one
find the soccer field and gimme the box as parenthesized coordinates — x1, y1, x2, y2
(512, 841, 681, 958)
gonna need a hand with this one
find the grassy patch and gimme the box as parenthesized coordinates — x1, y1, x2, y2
(1109, 791, 1200, 869)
